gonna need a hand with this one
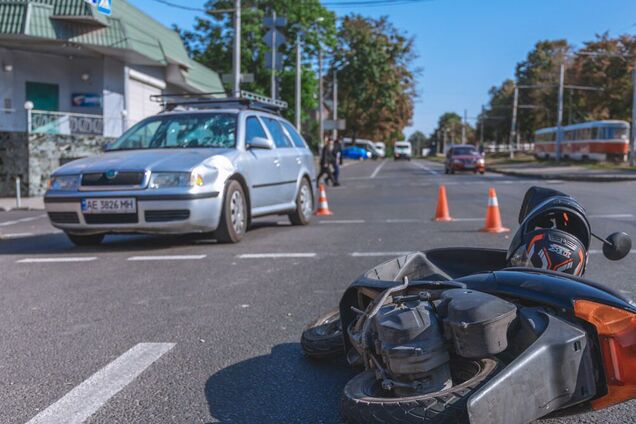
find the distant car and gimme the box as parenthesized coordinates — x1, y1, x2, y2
(342, 146, 371, 160)
(374, 142, 387, 158)
(394, 141, 412, 160)
(44, 94, 317, 246)
(445, 144, 485, 174)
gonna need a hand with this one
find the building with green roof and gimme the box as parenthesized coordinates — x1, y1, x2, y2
(0, 0, 225, 137)
(0, 0, 226, 196)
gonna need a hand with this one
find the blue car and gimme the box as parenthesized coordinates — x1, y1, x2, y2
(342, 146, 371, 160)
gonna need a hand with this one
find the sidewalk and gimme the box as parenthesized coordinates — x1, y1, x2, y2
(0, 197, 44, 211)
(488, 162, 636, 182)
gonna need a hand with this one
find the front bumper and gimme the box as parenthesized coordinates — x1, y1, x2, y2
(450, 162, 485, 172)
(44, 191, 222, 235)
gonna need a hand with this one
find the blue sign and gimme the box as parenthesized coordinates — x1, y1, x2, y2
(84, 0, 111, 16)
(72, 93, 102, 108)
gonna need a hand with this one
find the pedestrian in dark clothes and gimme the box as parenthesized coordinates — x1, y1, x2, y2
(317, 138, 335, 187)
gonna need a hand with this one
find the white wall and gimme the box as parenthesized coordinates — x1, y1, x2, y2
(103, 57, 126, 137)
(0, 49, 104, 132)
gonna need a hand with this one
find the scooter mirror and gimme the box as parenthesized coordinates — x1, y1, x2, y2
(603, 232, 632, 261)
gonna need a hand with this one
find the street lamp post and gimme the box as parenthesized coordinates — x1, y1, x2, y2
(295, 32, 302, 131)
(232, 0, 241, 97)
(318, 46, 324, 150)
(556, 62, 565, 161)
(332, 69, 338, 140)
(631, 60, 636, 167)
(509, 85, 519, 159)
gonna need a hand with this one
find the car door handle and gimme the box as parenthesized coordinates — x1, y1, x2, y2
(296, 157, 302, 164)
(274, 159, 281, 167)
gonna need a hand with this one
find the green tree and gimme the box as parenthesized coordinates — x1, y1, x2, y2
(329, 15, 416, 144)
(408, 130, 428, 157)
(178, 0, 337, 147)
(433, 112, 463, 146)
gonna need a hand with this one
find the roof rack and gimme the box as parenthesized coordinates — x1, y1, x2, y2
(150, 91, 288, 114)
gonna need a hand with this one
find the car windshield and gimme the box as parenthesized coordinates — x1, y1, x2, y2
(453, 147, 477, 155)
(107, 113, 237, 151)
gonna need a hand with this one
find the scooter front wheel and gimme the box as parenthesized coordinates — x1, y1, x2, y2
(341, 357, 499, 424)
(300, 309, 344, 359)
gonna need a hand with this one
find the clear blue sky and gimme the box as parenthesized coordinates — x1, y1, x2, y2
(128, 0, 636, 137)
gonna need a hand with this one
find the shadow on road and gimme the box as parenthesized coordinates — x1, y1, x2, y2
(0, 220, 288, 255)
(205, 343, 355, 424)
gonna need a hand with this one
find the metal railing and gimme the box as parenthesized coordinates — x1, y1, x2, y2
(29, 110, 104, 136)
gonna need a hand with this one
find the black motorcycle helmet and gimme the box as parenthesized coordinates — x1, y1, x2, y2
(507, 187, 591, 276)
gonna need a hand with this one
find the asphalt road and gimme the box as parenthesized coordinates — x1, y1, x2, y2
(2, 159, 636, 424)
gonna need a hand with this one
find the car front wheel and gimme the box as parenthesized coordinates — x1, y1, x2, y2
(216, 180, 247, 244)
(289, 178, 313, 225)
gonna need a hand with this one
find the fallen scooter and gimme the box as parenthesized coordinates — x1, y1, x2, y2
(301, 187, 636, 424)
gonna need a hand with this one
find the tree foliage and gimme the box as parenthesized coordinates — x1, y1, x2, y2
(475, 35, 636, 144)
(329, 15, 416, 143)
(177, 0, 337, 146)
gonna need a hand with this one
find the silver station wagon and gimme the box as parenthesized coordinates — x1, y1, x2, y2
(44, 94, 317, 245)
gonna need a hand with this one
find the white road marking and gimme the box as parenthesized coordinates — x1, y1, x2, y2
(1, 232, 34, 239)
(25, 343, 174, 424)
(589, 249, 635, 255)
(238, 253, 317, 259)
(589, 214, 634, 219)
(350, 251, 412, 257)
(451, 217, 484, 222)
(0, 214, 46, 227)
(17, 257, 97, 263)
(411, 161, 439, 175)
(386, 218, 420, 223)
(319, 219, 365, 224)
(370, 159, 388, 178)
(127, 255, 207, 261)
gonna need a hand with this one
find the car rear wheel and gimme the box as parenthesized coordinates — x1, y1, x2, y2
(216, 180, 247, 244)
(289, 178, 313, 226)
(66, 233, 105, 246)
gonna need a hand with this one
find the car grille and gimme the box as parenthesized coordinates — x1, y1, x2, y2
(48, 212, 80, 224)
(81, 172, 145, 187)
(144, 210, 190, 223)
(83, 214, 139, 224)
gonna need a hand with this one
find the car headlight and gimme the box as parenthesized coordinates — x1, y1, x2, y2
(477, 158, 485, 164)
(149, 172, 204, 189)
(48, 175, 80, 191)
(366, 152, 372, 158)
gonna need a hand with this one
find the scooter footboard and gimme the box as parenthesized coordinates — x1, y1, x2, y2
(467, 312, 597, 424)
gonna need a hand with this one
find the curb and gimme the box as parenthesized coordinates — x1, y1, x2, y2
(0, 207, 45, 212)
(488, 167, 636, 183)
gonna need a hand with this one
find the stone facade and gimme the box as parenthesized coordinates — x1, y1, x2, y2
(0, 132, 114, 196)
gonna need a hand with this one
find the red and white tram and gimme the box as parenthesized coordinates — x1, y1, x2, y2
(534, 120, 631, 161)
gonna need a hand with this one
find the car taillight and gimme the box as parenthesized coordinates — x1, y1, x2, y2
(574, 299, 636, 409)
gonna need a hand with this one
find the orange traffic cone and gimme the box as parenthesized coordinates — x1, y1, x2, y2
(315, 183, 333, 216)
(433, 185, 453, 222)
(480, 188, 510, 233)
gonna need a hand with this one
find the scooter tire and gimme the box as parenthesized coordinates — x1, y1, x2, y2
(300, 309, 345, 359)
(341, 357, 499, 424)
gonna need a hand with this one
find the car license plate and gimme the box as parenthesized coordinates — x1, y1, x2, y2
(81, 198, 137, 214)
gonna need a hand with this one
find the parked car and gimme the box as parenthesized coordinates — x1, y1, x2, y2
(343, 138, 383, 159)
(342, 146, 372, 160)
(44, 94, 317, 245)
(445, 144, 485, 174)
(394, 141, 412, 160)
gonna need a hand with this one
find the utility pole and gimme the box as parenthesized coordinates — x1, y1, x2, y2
(295, 32, 302, 131)
(232, 0, 241, 97)
(332, 70, 338, 140)
(318, 46, 324, 150)
(480, 105, 485, 147)
(556, 62, 565, 161)
(509, 84, 519, 159)
(462, 109, 467, 144)
(270, 11, 277, 99)
(631, 60, 636, 167)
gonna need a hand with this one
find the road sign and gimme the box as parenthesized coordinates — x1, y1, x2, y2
(323, 120, 346, 131)
(263, 16, 287, 28)
(222, 73, 254, 84)
(84, 0, 111, 16)
(265, 52, 284, 71)
(264, 28, 286, 49)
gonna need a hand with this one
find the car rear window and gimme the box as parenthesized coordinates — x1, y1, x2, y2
(263, 118, 293, 148)
(281, 121, 308, 149)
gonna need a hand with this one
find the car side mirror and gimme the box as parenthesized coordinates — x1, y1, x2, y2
(603, 232, 632, 261)
(247, 137, 274, 150)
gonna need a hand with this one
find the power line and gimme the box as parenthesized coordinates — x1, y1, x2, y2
(322, 0, 435, 7)
(147, 0, 233, 14)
